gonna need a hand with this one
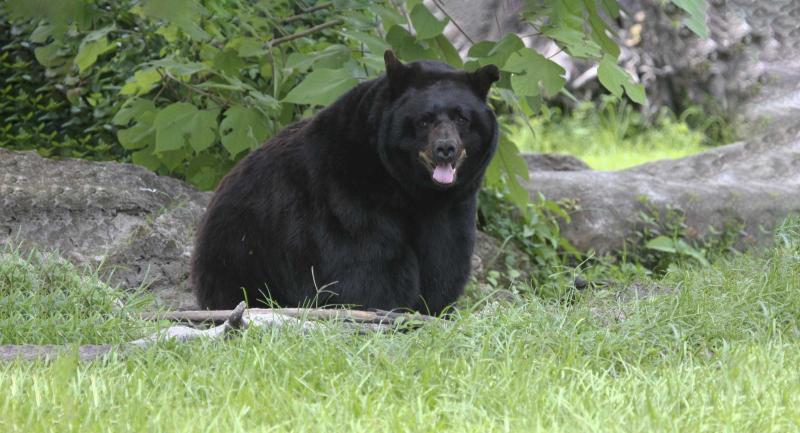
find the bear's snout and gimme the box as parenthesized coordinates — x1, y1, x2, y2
(434, 138, 457, 161)
(428, 121, 462, 164)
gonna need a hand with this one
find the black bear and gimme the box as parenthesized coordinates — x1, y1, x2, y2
(191, 51, 499, 315)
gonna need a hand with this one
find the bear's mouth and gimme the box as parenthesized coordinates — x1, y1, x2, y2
(419, 149, 467, 186)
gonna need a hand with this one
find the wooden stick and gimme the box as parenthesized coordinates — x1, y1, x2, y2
(282, 2, 334, 23)
(139, 307, 438, 325)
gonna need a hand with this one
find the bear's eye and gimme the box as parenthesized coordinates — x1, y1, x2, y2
(417, 118, 431, 128)
(455, 114, 469, 125)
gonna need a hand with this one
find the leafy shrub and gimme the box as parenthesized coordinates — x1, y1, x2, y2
(2, 0, 708, 193)
(0, 17, 132, 160)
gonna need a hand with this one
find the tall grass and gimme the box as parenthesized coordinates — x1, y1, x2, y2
(509, 99, 712, 171)
(1, 221, 798, 432)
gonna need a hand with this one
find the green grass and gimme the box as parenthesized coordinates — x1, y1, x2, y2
(1, 222, 799, 432)
(509, 101, 711, 171)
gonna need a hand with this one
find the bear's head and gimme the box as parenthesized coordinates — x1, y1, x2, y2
(377, 50, 499, 193)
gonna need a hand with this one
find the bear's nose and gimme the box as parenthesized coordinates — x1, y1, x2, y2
(434, 140, 456, 160)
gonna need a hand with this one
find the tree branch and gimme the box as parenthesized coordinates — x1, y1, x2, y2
(266, 19, 343, 48)
(282, 2, 334, 23)
(431, 0, 475, 44)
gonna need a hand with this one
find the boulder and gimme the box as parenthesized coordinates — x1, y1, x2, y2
(524, 132, 800, 253)
(523, 153, 590, 172)
(0, 148, 210, 309)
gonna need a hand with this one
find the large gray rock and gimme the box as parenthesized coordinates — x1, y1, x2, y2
(0, 148, 210, 309)
(524, 132, 800, 253)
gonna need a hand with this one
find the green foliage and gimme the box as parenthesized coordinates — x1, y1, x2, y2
(508, 97, 710, 171)
(2, 0, 709, 193)
(623, 197, 743, 274)
(478, 186, 579, 288)
(775, 215, 800, 253)
(0, 12, 148, 161)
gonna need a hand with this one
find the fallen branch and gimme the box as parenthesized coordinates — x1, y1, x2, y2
(1, 303, 438, 362)
(139, 307, 438, 326)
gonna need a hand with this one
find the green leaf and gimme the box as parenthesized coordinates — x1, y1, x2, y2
(283, 68, 358, 106)
(219, 105, 270, 156)
(543, 27, 602, 58)
(117, 111, 156, 151)
(115, 99, 158, 151)
(33, 42, 65, 68)
(645, 236, 677, 253)
(601, 0, 620, 17)
(154, 102, 219, 153)
(433, 35, 463, 68)
(670, 0, 709, 38)
(213, 49, 247, 77)
(74, 26, 115, 73)
(409, 4, 448, 40)
(598, 55, 646, 104)
(505, 49, 566, 97)
(187, 154, 232, 190)
(30, 23, 53, 43)
(120, 68, 162, 96)
(478, 33, 524, 68)
(385, 25, 438, 61)
(588, 14, 619, 58)
(112, 99, 155, 126)
(131, 145, 162, 172)
(369, 4, 405, 28)
(486, 133, 531, 211)
(227, 37, 265, 58)
(139, 0, 209, 41)
(674, 239, 710, 266)
(150, 58, 209, 77)
(285, 45, 350, 72)
(341, 30, 389, 56)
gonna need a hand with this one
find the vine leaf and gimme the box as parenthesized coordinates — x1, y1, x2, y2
(154, 103, 219, 153)
(74, 26, 115, 73)
(505, 48, 566, 97)
(120, 69, 162, 96)
(597, 55, 646, 104)
(409, 4, 448, 40)
(283, 68, 358, 106)
(219, 105, 270, 157)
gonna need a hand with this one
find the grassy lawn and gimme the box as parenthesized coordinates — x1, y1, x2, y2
(509, 102, 713, 171)
(1, 221, 799, 433)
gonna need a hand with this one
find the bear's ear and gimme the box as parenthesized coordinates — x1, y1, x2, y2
(469, 64, 500, 100)
(384, 50, 410, 94)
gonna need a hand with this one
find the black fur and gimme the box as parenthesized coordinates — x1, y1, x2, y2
(191, 52, 499, 315)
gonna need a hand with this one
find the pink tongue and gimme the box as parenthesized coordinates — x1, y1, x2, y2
(433, 163, 455, 184)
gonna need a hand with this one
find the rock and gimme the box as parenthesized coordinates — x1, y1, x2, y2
(0, 148, 210, 309)
(523, 134, 800, 254)
(618, 0, 800, 132)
